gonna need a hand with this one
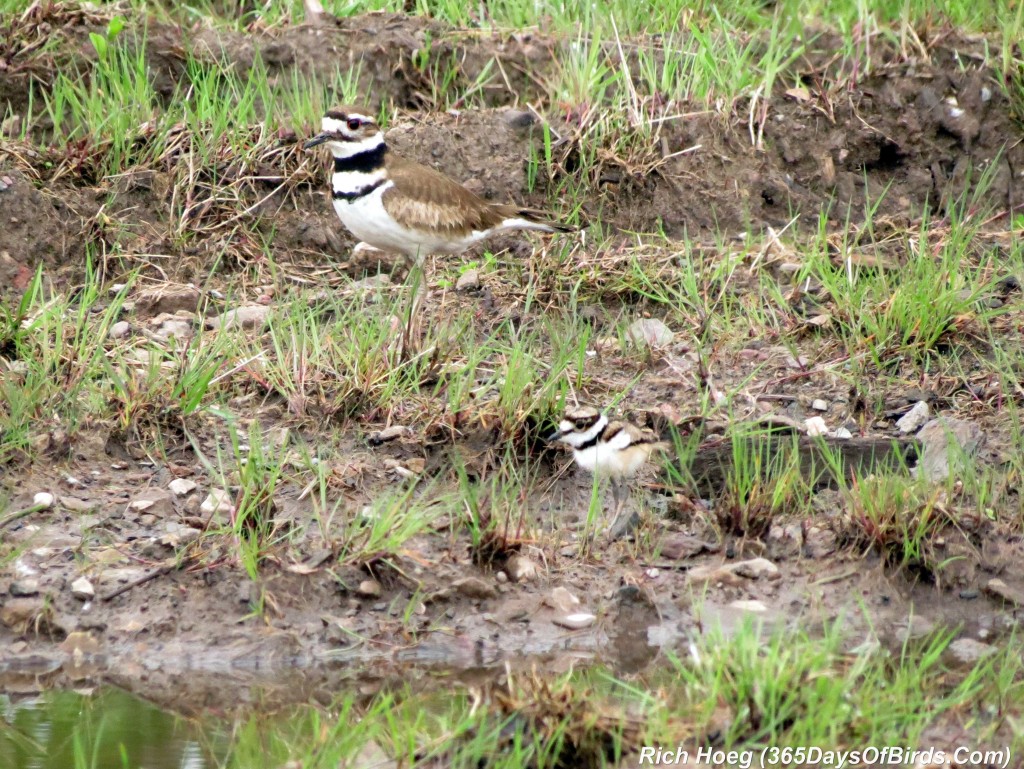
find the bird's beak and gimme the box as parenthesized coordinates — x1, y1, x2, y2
(546, 429, 565, 443)
(303, 132, 330, 149)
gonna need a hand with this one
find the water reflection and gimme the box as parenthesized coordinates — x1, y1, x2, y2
(0, 688, 221, 769)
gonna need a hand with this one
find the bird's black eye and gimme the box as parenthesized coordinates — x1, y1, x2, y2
(575, 419, 587, 429)
(346, 117, 361, 131)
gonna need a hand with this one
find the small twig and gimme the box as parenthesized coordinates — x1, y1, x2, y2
(100, 561, 176, 602)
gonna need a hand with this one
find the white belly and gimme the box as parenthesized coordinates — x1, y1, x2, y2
(332, 185, 482, 258)
(573, 444, 644, 481)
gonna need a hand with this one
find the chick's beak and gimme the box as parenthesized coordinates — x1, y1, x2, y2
(303, 132, 330, 149)
(546, 428, 565, 443)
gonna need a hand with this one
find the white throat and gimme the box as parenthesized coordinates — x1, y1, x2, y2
(327, 132, 386, 160)
(560, 414, 608, 448)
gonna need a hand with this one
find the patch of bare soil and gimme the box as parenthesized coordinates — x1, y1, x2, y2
(2, 13, 1024, 708)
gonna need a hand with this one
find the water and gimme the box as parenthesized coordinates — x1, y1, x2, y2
(0, 688, 222, 769)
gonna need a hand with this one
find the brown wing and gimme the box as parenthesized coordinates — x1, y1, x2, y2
(382, 155, 505, 236)
(606, 421, 670, 450)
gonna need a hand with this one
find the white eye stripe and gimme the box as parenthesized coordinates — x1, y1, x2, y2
(322, 115, 376, 134)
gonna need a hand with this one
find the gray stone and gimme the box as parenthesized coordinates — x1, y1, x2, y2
(896, 401, 930, 434)
(127, 488, 174, 518)
(168, 478, 197, 496)
(626, 318, 674, 348)
(108, 321, 130, 339)
(506, 554, 538, 583)
(357, 579, 383, 599)
(456, 269, 481, 292)
(9, 580, 39, 597)
(947, 637, 996, 666)
(205, 304, 271, 331)
(71, 577, 95, 601)
(552, 613, 596, 630)
(916, 417, 984, 482)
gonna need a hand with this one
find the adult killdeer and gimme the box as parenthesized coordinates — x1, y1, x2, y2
(303, 106, 576, 261)
(548, 407, 669, 528)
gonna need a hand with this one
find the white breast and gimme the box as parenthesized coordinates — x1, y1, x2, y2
(573, 429, 638, 481)
(332, 182, 486, 259)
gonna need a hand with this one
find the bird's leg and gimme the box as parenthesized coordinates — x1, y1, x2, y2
(607, 479, 625, 533)
(402, 260, 428, 355)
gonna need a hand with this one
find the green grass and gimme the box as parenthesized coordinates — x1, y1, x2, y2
(3, 0, 1024, 763)
(7, 621, 1022, 767)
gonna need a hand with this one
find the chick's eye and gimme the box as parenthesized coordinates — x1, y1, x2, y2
(575, 419, 587, 429)
(346, 117, 361, 130)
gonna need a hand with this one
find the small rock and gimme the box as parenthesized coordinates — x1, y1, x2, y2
(456, 269, 480, 292)
(506, 554, 538, 583)
(205, 304, 271, 331)
(767, 523, 802, 559)
(546, 587, 581, 613)
(158, 522, 201, 548)
(804, 416, 828, 436)
(33, 492, 55, 510)
(153, 317, 193, 341)
(804, 526, 836, 558)
(552, 613, 596, 630)
(357, 579, 383, 599)
(452, 577, 497, 600)
(626, 318, 674, 348)
(731, 557, 781, 580)
(367, 425, 410, 446)
(108, 321, 130, 340)
(495, 571, 508, 584)
(832, 426, 853, 439)
(503, 109, 536, 128)
(916, 417, 984, 482)
(135, 285, 202, 318)
(127, 489, 173, 518)
(660, 533, 719, 560)
(896, 401, 930, 434)
(71, 577, 95, 601)
(61, 497, 96, 513)
(984, 578, 1024, 607)
(728, 599, 768, 612)
(686, 564, 745, 587)
(168, 478, 197, 496)
(958, 589, 979, 600)
(9, 580, 40, 597)
(348, 274, 391, 292)
(200, 489, 234, 515)
(0, 596, 45, 629)
(947, 637, 996, 666)
(811, 399, 828, 412)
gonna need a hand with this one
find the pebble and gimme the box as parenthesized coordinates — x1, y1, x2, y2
(728, 599, 768, 613)
(495, 571, 508, 584)
(984, 578, 1024, 607)
(357, 579, 383, 599)
(456, 269, 481, 292)
(659, 533, 719, 560)
(688, 557, 781, 585)
(153, 317, 193, 341)
(915, 417, 984, 482)
(506, 554, 538, 583)
(626, 318, 674, 348)
(947, 638, 996, 666)
(452, 577, 497, 600)
(9, 579, 40, 597)
(896, 401, 930, 434)
(127, 488, 173, 518)
(71, 576, 95, 601)
(205, 304, 271, 331)
(200, 489, 234, 515)
(168, 478, 197, 496)
(0, 597, 45, 629)
(804, 526, 836, 558)
(804, 416, 828, 436)
(546, 587, 581, 613)
(811, 399, 828, 411)
(108, 321, 130, 339)
(552, 613, 596, 630)
(33, 492, 55, 509)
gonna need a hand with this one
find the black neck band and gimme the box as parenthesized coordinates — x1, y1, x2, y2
(333, 143, 387, 174)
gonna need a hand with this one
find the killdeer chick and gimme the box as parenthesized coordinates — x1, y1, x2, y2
(303, 106, 576, 261)
(548, 407, 669, 530)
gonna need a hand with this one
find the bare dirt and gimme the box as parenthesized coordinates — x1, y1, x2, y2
(2, 12, 1024, 714)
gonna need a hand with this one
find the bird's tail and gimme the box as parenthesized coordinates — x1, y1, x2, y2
(501, 206, 578, 234)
